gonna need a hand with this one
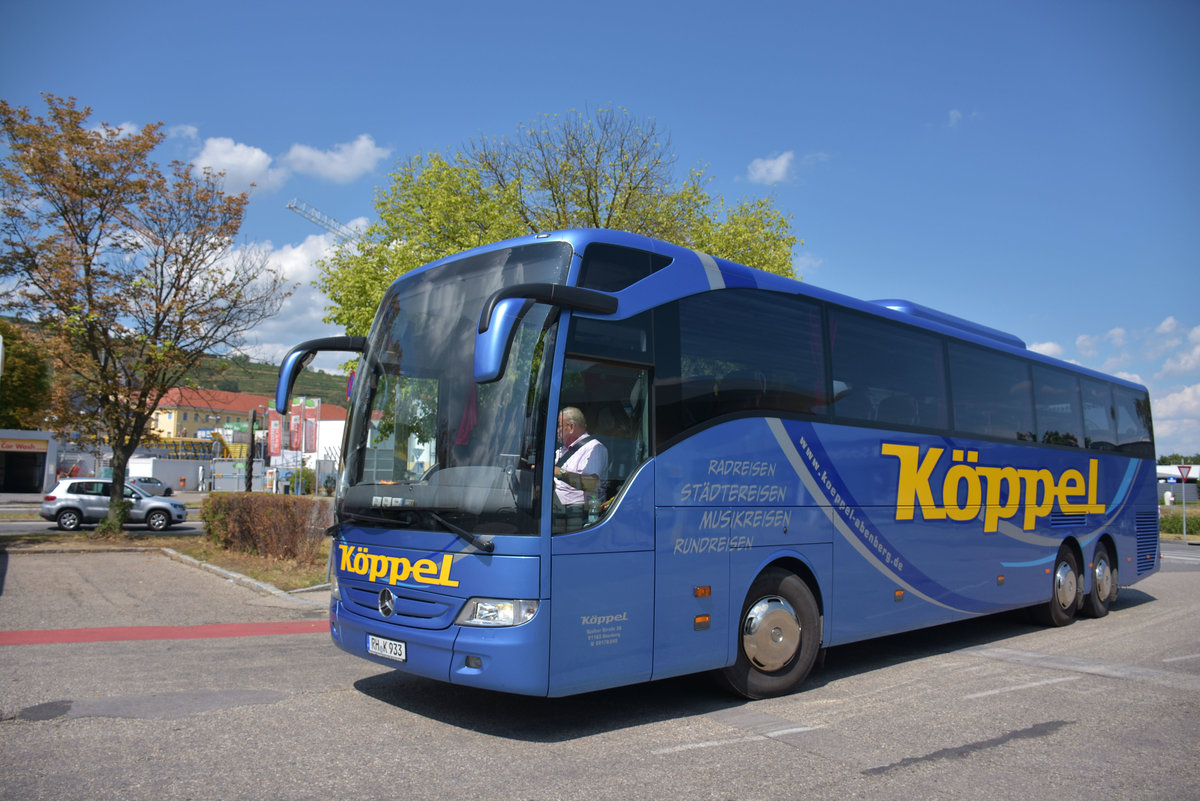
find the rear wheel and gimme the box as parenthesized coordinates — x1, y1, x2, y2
(1032, 547, 1080, 627)
(1083, 543, 1116, 618)
(720, 568, 821, 699)
(55, 509, 81, 531)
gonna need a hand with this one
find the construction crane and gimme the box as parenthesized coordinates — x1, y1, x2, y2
(286, 198, 355, 240)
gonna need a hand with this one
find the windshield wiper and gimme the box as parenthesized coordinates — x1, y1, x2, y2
(428, 511, 495, 554)
(339, 510, 416, 528)
(336, 507, 495, 554)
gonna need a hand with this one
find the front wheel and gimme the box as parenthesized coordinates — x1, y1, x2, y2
(720, 568, 821, 699)
(146, 510, 170, 531)
(1032, 548, 1081, 627)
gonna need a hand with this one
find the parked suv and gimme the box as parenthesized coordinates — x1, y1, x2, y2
(40, 479, 188, 531)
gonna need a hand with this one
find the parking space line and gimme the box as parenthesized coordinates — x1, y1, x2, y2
(963, 675, 1079, 699)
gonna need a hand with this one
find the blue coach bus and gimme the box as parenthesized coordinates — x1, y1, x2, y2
(277, 229, 1159, 698)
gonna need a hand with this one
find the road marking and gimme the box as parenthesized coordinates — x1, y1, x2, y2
(963, 675, 1079, 699)
(653, 735, 766, 755)
(964, 645, 1200, 692)
(0, 620, 329, 646)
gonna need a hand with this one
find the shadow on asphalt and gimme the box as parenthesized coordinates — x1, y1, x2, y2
(352, 588, 1158, 741)
(354, 670, 740, 742)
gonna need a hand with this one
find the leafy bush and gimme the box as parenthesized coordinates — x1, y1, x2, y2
(200, 493, 332, 565)
(1159, 508, 1199, 536)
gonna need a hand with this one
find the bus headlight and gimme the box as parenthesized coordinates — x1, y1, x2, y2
(326, 546, 341, 602)
(455, 598, 539, 627)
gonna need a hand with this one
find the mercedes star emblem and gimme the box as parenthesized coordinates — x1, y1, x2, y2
(378, 588, 396, 618)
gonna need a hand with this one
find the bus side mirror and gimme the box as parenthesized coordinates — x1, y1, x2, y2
(276, 336, 367, 412)
(474, 284, 619, 384)
(475, 297, 534, 383)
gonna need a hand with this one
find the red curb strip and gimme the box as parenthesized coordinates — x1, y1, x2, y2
(0, 620, 329, 646)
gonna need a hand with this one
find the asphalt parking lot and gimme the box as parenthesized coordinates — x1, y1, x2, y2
(1, 542, 1198, 801)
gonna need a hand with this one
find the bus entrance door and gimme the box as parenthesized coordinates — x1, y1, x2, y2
(546, 466, 656, 697)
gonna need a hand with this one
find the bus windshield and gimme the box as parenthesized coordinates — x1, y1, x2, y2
(341, 241, 572, 535)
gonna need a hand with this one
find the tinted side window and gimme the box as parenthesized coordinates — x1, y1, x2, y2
(1080, 378, 1116, 451)
(948, 343, 1034, 442)
(655, 290, 826, 447)
(829, 310, 948, 429)
(1113, 386, 1154, 459)
(1033, 366, 1084, 447)
(579, 244, 671, 292)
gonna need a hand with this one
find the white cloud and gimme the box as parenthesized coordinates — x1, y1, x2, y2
(1106, 327, 1127, 347)
(193, 137, 288, 193)
(948, 109, 963, 127)
(792, 251, 823, 281)
(1029, 341, 1064, 358)
(1160, 327, 1200, 375)
(1076, 333, 1099, 358)
(282, 134, 391, 184)
(167, 124, 198, 140)
(239, 232, 357, 372)
(1153, 383, 1200, 455)
(1155, 383, 1200, 418)
(747, 151, 795, 185)
(190, 133, 389, 194)
(1156, 316, 1178, 335)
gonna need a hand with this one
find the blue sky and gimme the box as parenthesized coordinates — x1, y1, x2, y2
(3, 0, 1198, 455)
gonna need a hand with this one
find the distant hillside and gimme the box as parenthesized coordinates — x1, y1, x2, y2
(189, 355, 351, 409)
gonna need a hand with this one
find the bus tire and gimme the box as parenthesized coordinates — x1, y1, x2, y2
(1032, 547, 1081, 627)
(720, 568, 821, 699)
(1083, 542, 1116, 619)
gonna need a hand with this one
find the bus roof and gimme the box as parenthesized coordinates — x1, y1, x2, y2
(393, 228, 1149, 394)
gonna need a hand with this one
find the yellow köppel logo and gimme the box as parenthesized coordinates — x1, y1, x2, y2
(338, 543, 459, 587)
(880, 443, 1106, 532)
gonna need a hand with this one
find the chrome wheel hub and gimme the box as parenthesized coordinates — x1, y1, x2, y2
(1053, 561, 1077, 609)
(741, 595, 801, 672)
(1093, 556, 1112, 601)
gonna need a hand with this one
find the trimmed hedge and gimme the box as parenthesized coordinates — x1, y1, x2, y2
(1159, 508, 1200, 536)
(200, 493, 332, 565)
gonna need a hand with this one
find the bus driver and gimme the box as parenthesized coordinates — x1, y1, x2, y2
(553, 407, 608, 508)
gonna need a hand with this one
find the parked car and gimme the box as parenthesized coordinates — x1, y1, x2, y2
(40, 479, 188, 531)
(128, 476, 174, 496)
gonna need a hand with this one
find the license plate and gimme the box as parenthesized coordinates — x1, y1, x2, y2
(367, 634, 407, 662)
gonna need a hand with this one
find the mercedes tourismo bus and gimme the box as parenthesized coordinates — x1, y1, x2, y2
(277, 229, 1159, 698)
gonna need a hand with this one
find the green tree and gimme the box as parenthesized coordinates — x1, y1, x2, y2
(0, 95, 293, 531)
(318, 108, 798, 338)
(1159, 453, 1200, 466)
(0, 318, 52, 429)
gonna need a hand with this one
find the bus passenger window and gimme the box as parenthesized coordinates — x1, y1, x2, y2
(1113, 386, 1154, 459)
(1081, 378, 1117, 451)
(949, 343, 1035, 442)
(829, 310, 948, 430)
(656, 289, 826, 446)
(1033, 366, 1085, 448)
